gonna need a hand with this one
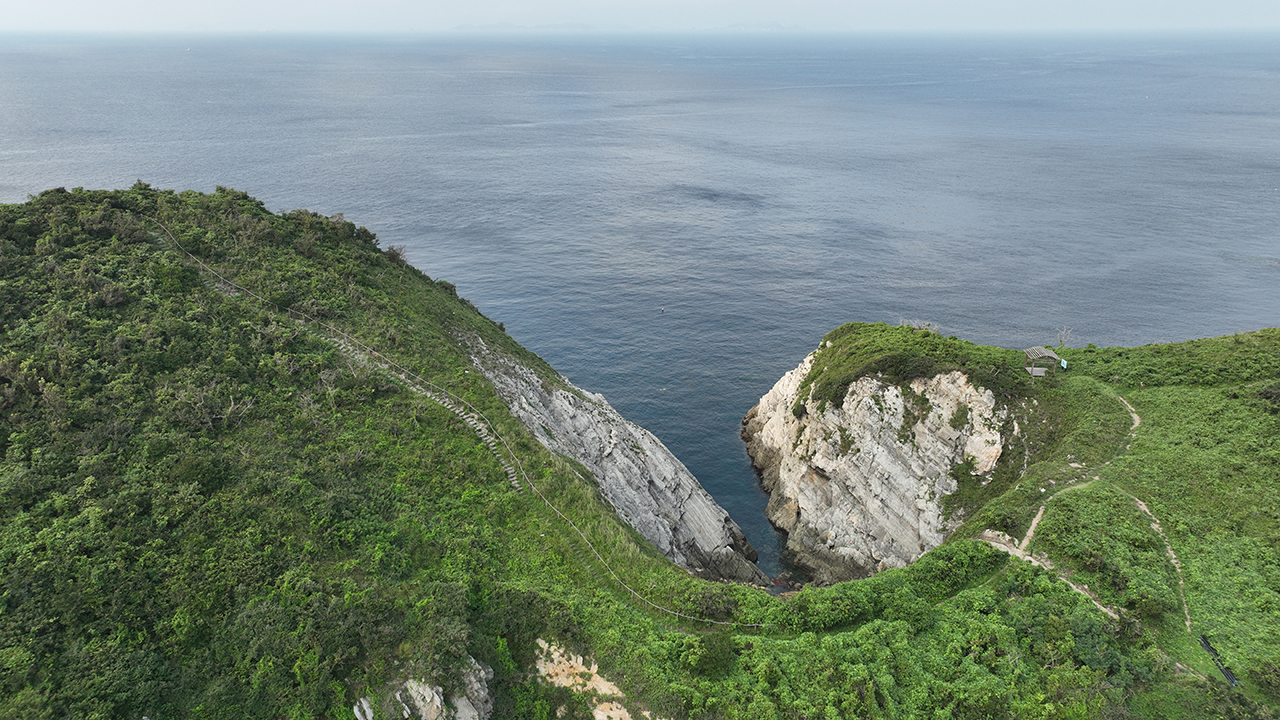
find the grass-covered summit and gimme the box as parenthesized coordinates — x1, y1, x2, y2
(790, 320, 1280, 716)
(1, 186, 1275, 719)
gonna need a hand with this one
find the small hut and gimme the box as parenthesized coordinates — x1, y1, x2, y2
(1023, 346, 1062, 379)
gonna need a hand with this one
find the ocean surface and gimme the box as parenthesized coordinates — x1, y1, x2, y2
(3, 33, 1278, 573)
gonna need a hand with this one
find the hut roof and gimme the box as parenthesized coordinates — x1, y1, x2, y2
(1024, 346, 1061, 362)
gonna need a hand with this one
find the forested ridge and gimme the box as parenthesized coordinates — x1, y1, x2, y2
(1, 185, 1275, 719)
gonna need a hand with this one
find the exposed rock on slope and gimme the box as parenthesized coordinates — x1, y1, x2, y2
(470, 338, 767, 585)
(535, 639, 671, 720)
(743, 353, 1005, 583)
(353, 657, 494, 720)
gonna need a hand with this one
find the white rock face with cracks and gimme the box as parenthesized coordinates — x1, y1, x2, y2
(468, 336, 767, 585)
(352, 656, 493, 720)
(743, 352, 1005, 583)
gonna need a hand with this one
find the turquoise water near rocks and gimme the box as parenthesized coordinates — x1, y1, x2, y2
(3, 33, 1278, 572)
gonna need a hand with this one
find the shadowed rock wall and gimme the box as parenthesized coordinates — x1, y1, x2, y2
(470, 337, 767, 585)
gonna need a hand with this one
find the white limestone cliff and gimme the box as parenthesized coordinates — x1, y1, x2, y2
(468, 336, 768, 585)
(743, 352, 1006, 583)
(353, 656, 494, 720)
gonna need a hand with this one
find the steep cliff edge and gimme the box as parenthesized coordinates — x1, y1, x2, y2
(743, 349, 1006, 583)
(470, 336, 768, 585)
(14, 188, 1276, 718)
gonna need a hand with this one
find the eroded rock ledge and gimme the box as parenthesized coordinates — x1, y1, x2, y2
(470, 337, 767, 585)
(743, 352, 1005, 584)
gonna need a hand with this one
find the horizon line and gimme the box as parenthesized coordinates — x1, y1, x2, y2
(4, 27, 1280, 37)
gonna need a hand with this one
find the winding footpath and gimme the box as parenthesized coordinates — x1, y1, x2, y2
(152, 215, 1197, 635)
(980, 392, 1193, 630)
(1132, 494, 1192, 632)
(978, 526, 1119, 619)
(1113, 396, 1192, 633)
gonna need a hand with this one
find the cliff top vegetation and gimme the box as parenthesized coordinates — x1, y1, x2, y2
(788, 320, 1280, 717)
(1, 186, 1274, 719)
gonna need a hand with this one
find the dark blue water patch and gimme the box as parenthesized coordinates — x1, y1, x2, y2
(3, 32, 1280, 573)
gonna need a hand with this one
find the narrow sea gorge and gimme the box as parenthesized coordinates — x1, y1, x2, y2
(3, 33, 1278, 574)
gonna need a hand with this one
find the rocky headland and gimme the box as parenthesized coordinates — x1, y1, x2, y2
(743, 350, 1006, 583)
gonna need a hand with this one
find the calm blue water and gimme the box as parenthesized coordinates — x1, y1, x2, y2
(3, 33, 1278, 572)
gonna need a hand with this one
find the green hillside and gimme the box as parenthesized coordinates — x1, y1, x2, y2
(1, 186, 1274, 719)
(799, 321, 1280, 717)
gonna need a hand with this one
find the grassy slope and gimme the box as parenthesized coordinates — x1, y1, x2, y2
(797, 321, 1280, 717)
(0, 186, 702, 719)
(1061, 336, 1280, 716)
(1, 188, 1273, 719)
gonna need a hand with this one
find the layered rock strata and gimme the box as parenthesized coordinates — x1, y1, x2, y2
(470, 338, 767, 585)
(743, 353, 1005, 583)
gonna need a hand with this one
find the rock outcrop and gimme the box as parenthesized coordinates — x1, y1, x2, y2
(743, 352, 1005, 583)
(469, 337, 767, 585)
(535, 638, 671, 720)
(353, 657, 494, 720)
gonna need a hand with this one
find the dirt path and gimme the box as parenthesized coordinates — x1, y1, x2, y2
(323, 332, 523, 492)
(1020, 505, 1046, 550)
(149, 216, 769, 630)
(1130, 494, 1193, 633)
(977, 393, 1191, 627)
(1112, 395, 1192, 631)
(979, 525, 1119, 619)
(148, 223, 526, 492)
(1117, 395, 1141, 431)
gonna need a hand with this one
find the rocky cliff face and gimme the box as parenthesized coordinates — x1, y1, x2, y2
(743, 353, 1005, 584)
(470, 337, 767, 585)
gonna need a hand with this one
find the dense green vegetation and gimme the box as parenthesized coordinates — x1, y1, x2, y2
(790, 322, 1280, 717)
(949, 372, 1136, 541)
(794, 323, 1029, 415)
(1034, 484, 1181, 620)
(1061, 336, 1280, 716)
(1, 187, 1275, 718)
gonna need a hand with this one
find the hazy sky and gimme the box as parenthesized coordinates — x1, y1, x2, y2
(4, 0, 1279, 34)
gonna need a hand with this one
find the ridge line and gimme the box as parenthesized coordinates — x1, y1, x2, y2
(145, 214, 767, 630)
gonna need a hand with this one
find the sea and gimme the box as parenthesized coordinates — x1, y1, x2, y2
(3, 33, 1278, 573)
